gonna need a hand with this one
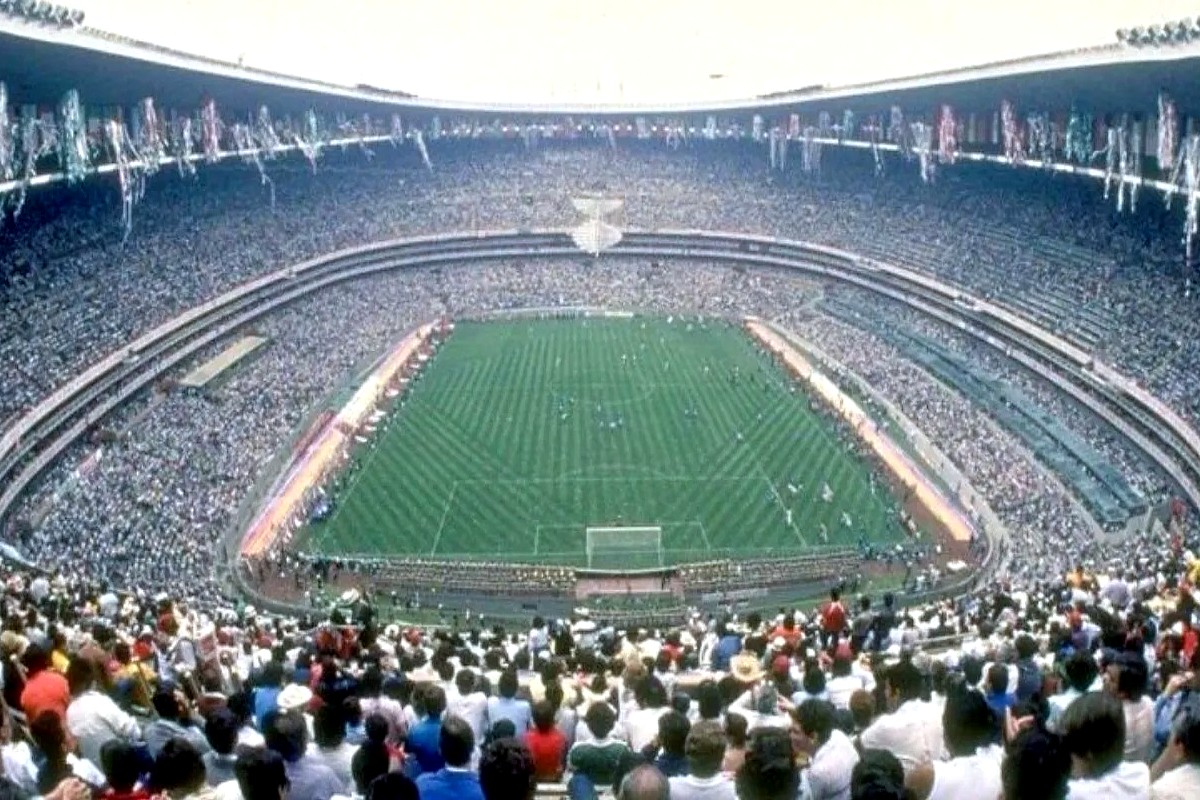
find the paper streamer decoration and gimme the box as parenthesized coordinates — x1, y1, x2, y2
(255, 106, 283, 157)
(817, 111, 831, 137)
(171, 115, 196, 177)
(1158, 92, 1177, 174)
(889, 106, 910, 158)
(57, 90, 90, 183)
(1027, 113, 1054, 165)
(1001, 100, 1024, 162)
(389, 113, 403, 145)
(1167, 135, 1200, 266)
(862, 116, 884, 176)
(13, 115, 56, 220)
(801, 127, 822, 173)
(231, 122, 275, 209)
(201, 98, 220, 162)
(413, 128, 432, 171)
(1064, 109, 1093, 164)
(103, 119, 143, 239)
(751, 114, 763, 142)
(937, 105, 958, 164)
(1126, 119, 1143, 212)
(0, 83, 11, 185)
(1099, 125, 1119, 201)
(911, 121, 935, 182)
(134, 97, 164, 178)
(840, 110, 854, 142)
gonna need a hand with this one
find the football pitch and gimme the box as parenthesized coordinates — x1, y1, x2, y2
(305, 315, 906, 567)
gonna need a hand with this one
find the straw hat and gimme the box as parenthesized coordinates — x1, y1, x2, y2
(730, 652, 764, 684)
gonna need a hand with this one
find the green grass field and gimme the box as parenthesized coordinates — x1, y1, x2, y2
(305, 315, 905, 567)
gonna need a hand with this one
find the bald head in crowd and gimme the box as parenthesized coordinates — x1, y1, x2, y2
(619, 764, 669, 800)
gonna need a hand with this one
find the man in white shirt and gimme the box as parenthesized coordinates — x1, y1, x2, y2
(66, 681, 143, 766)
(1150, 701, 1200, 800)
(1047, 651, 1097, 733)
(825, 654, 872, 711)
(667, 721, 736, 800)
(904, 689, 1001, 800)
(448, 669, 489, 744)
(1061, 692, 1150, 800)
(860, 660, 945, 774)
(795, 699, 858, 800)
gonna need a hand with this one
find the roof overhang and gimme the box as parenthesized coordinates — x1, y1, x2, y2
(2, 17, 1200, 117)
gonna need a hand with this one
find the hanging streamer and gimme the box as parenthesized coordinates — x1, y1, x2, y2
(1064, 109, 1093, 164)
(865, 117, 884, 176)
(103, 119, 144, 239)
(1001, 100, 1024, 163)
(1027, 113, 1054, 165)
(413, 128, 432, 171)
(751, 114, 763, 142)
(171, 116, 196, 177)
(255, 106, 283, 158)
(840, 110, 855, 142)
(801, 127, 822, 174)
(937, 105, 958, 164)
(1098, 125, 1119, 201)
(357, 112, 375, 160)
(134, 97, 164, 178)
(911, 121, 935, 183)
(778, 136, 788, 171)
(57, 90, 90, 184)
(768, 128, 778, 170)
(817, 112, 831, 138)
(12, 115, 57, 220)
(1158, 91, 1177, 175)
(232, 122, 275, 209)
(1127, 119, 1144, 212)
(292, 110, 322, 173)
(1167, 135, 1200, 268)
(389, 113, 403, 146)
(889, 106, 910, 158)
(0, 82, 12, 184)
(201, 98, 220, 162)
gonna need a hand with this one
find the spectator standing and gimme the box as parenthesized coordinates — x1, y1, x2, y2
(859, 660, 944, 773)
(905, 689, 1001, 800)
(201, 709, 240, 787)
(65, 658, 142, 766)
(22, 644, 71, 723)
(1149, 699, 1200, 799)
(795, 699, 858, 800)
(1061, 692, 1150, 799)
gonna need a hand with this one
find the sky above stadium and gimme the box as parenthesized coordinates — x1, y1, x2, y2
(75, 0, 1200, 104)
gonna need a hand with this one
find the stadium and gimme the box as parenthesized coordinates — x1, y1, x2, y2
(3, 2, 1200, 798)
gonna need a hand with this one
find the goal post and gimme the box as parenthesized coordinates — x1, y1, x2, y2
(585, 526, 664, 570)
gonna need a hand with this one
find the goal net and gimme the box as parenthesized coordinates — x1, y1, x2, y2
(585, 526, 664, 570)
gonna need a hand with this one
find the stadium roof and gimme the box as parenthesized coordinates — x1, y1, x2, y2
(2, 12, 1200, 117)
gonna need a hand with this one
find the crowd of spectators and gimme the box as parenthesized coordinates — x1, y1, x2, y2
(0, 139, 1193, 607)
(1, 137, 1200, 799)
(0, 548, 1199, 800)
